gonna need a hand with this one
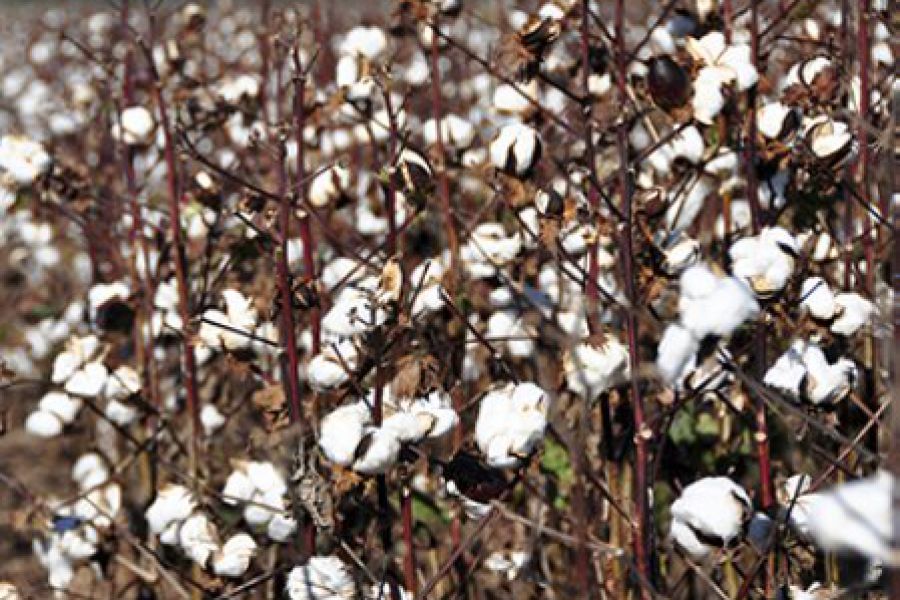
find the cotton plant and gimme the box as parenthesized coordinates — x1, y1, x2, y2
(685, 31, 758, 124)
(221, 460, 297, 542)
(475, 382, 550, 468)
(286, 555, 357, 600)
(764, 340, 857, 405)
(729, 226, 799, 299)
(563, 335, 631, 400)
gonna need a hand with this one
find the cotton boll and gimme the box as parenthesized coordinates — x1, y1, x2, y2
(656, 324, 700, 386)
(493, 80, 538, 116)
(113, 106, 155, 145)
(145, 484, 197, 534)
(476, 382, 549, 468)
(671, 477, 751, 552)
(486, 310, 533, 358)
(757, 102, 798, 140)
(178, 513, 219, 567)
(200, 404, 226, 436)
(266, 513, 297, 543)
(286, 555, 356, 600)
(805, 472, 896, 565)
(729, 227, 798, 298)
(308, 164, 350, 208)
(319, 401, 370, 466)
(322, 292, 386, 338)
(64, 361, 108, 398)
(38, 392, 81, 425)
(489, 123, 541, 177)
(801, 345, 856, 405)
(222, 468, 256, 506)
(670, 517, 712, 558)
(763, 341, 807, 398)
(0, 135, 51, 186)
(800, 277, 836, 320)
(307, 341, 359, 391)
(72, 452, 109, 490)
(665, 174, 713, 231)
(352, 428, 401, 475)
(564, 337, 631, 398)
(778, 474, 817, 537)
(104, 365, 141, 400)
(382, 411, 434, 443)
(830, 293, 874, 336)
(341, 26, 387, 60)
(105, 399, 139, 426)
(243, 491, 284, 527)
(25, 410, 64, 437)
(423, 114, 475, 149)
(0, 582, 19, 600)
(212, 533, 257, 577)
(678, 264, 759, 339)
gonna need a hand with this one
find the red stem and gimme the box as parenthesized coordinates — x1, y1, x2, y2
(401, 485, 417, 595)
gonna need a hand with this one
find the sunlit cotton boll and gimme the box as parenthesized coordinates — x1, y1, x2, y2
(64, 361, 108, 398)
(340, 25, 387, 60)
(307, 340, 359, 391)
(145, 484, 197, 535)
(678, 263, 759, 339)
(486, 310, 534, 358)
(670, 476, 751, 558)
(729, 227, 798, 298)
(800, 344, 856, 405)
(51, 334, 100, 384)
(286, 555, 356, 600)
(200, 404, 226, 436)
(423, 114, 475, 150)
(178, 512, 220, 567)
(476, 382, 550, 468)
(308, 163, 350, 208)
(352, 427, 402, 475)
(211, 533, 257, 577)
(800, 276, 836, 320)
(806, 472, 897, 566)
(656, 323, 700, 386)
(0, 135, 51, 186)
(318, 401, 371, 466)
(0, 582, 19, 600)
(25, 409, 65, 437)
(490, 123, 541, 177)
(763, 340, 808, 398)
(830, 292, 874, 336)
(564, 337, 631, 399)
(686, 32, 757, 124)
(112, 106, 155, 146)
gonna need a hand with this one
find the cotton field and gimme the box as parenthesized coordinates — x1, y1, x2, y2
(0, 0, 895, 598)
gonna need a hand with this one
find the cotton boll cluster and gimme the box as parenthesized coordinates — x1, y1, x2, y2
(670, 476, 751, 558)
(198, 288, 276, 354)
(563, 335, 630, 399)
(0, 134, 51, 187)
(286, 555, 356, 600)
(475, 382, 550, 468)
(799, 277, 875, 336)
(25, 391, 82, 437)
(221, 460, 297, 542)
(685, 32, 758, 124)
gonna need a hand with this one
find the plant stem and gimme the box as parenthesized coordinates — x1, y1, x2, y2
(614, 0, 651, 594)
(401, 485, 417, 595)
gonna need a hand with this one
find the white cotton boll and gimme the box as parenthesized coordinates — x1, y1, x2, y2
(764, 341, 807, 398)
(0, 135, 51, 186)
(467, 222, 522, 266)
(800, 276, 835, 320)
(308, 342, 358, 391)
(691, 70, 726, 124)
(660, 234, 701, 275)
(322, 292, 386, 338)
(656, 324, 699, 386)
(87, 281, 129, 317)
(212, 533, 257, 577)
(243, 490, 283, 527)
(352, 428, 401, 475)
(489, 123, 541, 177)
(564, 338, 631, 398)
(105, 399, 138, 426)
(308, 164, 350, 208)
(493, 80, 538, 116)
(778, 474, 818, 537)
(217, 75, 260, 104)
(222, 469, 256, 506)
(65, 361, 108, 398)
(25, 410, 64, 438)
(831, 293, 874, 336)
(801, 345, 856, 405)
(73, 453, 109, 490)
(476, 382, 549, 469)
(806, 117, 852, 162)
(423, 114, 475, 149)
(113, 106, 155, 145)
(38, 391, 81, 425)
(671, 477, 751, 550)
(0, 582, 19, 600)
(33, 537, 75, 591)
(670, 517, 712, 558)
(246, 461, 288, 496)
(58, 527, 98, 560)
(382, 411, 433, 443)
(335, 55, 360, 88)
(104, 365, 141, 400)
(757, 102, 797, 140)
(145, 484, 197, 534)
(319, 401, 370, 466)
(410, 391, 459, 440)
(286, 555, 356, 600)
(51, 351, 80, 384)
(678, 264, 759, 339)
(665, 175, 712, 231)
(267, 513, 297, 543)
(806, 472, 896, 565)
(200, 404, 226, 436)
(486, 310, 533, 358)
(341, 26, 387, 60)
(179, 513, 219, 567)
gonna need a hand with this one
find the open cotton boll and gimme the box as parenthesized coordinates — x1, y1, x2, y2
(145, 484, 197, 535)
(51, 334, 100, 384)
(564, 337, 631, 399)
(466, 222, 522, 266)
(72, 452, 109, 490)
(670, 476, 751, 556)
(0, 135, 51, 186)
(319, 401, 371, 466)
(777, 474, 817, 537)
(764, 341, 807, 398)
(423, 114, 475, 149)
(178, 513, 220, 567)
(308, 164, 350, 208)
(665, 174, 713, 231)
(800, 276, 836, 320)
(244, 489, 286, 527)
(217, 74, 260, 104)
(656, 323, 700, 386)
(670, 518, 713, 558)
(493, 80, 539, 116)
(105, 399, 139, 426)
(476, 382, 549, 468)
(104, 365, 141, 400)
(112, 106, 155, 145)
(647, 125, 705, 174)
(200, 404, 226, 436)
(352, 428, 401, 475)
(286, 555, 356, 600)
(757, 101, 799, 140)
(266, 513, 297, 543)
(37, 391, 81, 425)
(222, 468, 256, 506)
(805, 472, 897, 565)
(64, 361, 108, 398)
(805, 116, 853, 163)
(340, 25, 387, 60)
(830, 292, 874, 336)
(322, 292, 387, 338)
(678, 264, 759, 339)
(0, 582, 19, 600)
(211, 533, 257, 577)
(729, 227, 798, 298)
(307, 341, 359, 391)
(25, 410, 64, 438)
(801, 344, 856, 405)
(74, 482, 122, 529)
(486, 310, 534, 358)
(87, 281, 129, 318)
(489, 123, 541, 177)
